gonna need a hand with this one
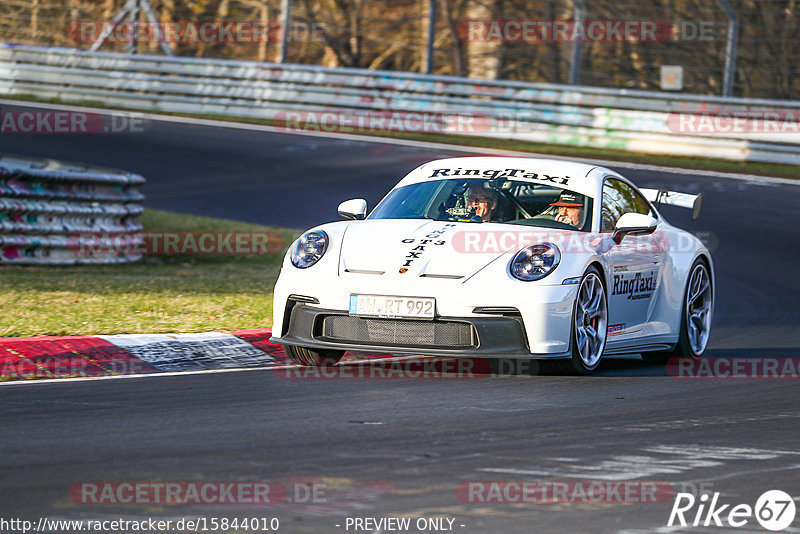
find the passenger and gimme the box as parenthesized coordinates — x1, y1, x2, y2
(550, 191, 585, 228)
(466, 185, 498, 223)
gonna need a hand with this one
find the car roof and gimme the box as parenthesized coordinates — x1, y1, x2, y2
(393, 156, 603, 197)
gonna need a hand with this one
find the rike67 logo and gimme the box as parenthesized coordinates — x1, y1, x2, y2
(668, 490, 796, 531)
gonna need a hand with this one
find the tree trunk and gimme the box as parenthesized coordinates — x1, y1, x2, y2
(466, 0, 502, 79)
(441, 0, 465, 76)
(258, 1, 269, 62)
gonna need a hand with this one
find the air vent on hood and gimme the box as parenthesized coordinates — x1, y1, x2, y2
(345, 269, 385, 275)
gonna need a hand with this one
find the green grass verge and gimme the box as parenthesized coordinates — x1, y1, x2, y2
(0, 209, 299, 337)
(4, 93, 800, 180)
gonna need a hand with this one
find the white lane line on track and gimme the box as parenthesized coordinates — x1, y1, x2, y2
(0, 365, 275, 387)
(678, 462, 800, 486)
(479, 446, 800, 480)
(2, 98, 799, 188)
(0, 355, 434, 388)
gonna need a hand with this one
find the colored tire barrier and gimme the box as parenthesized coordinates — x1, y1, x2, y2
(0, 153, 145, 264)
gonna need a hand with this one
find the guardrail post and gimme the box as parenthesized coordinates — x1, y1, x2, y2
(279, 0, 292, 63)
(715, 0, 739, 97)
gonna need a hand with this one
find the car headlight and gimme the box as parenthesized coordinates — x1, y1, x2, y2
(510, 243, 561, 281)
(291, 230, 328, 268)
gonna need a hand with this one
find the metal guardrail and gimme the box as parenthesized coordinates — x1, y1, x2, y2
(1, 43, 799, 164)
(0, 154, 145, 265)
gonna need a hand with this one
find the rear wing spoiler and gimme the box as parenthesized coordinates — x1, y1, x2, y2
(640, 188, 703, 219)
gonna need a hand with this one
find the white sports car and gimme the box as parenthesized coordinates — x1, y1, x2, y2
(270, 157, 714, 374)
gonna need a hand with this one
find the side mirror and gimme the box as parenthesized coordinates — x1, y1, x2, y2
(613, 213, 658, 244)
(337, 198, 367, 220)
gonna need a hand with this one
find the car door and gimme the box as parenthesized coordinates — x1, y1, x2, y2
(600, 177, 663, 336)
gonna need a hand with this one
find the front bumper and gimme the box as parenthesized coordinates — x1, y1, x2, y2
(270, 304, 571, 359)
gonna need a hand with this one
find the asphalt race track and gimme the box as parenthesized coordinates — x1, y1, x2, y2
(2, 105, 799, 533)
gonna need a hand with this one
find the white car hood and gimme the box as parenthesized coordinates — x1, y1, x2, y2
(338, 219, 564, 282)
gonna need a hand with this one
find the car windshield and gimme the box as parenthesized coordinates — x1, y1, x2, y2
(368, 179, 593, 231)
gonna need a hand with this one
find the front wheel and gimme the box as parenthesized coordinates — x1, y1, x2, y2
(283, 344, 345, 366)
(643, 258, 713, 364)
(550, 267, 608, 375)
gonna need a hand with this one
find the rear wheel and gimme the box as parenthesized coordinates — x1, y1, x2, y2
(643, 258, 712, 364)
(283, 344, 345, 366)
(549, 267, 608, 375)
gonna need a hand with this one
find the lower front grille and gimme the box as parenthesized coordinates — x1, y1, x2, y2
(320, 315, 477, 348)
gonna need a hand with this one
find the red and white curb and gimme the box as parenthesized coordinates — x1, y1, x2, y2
(96, 332, 279, 372)
(0, 329, 393, 382)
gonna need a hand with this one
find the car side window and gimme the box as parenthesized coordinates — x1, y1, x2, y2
(601, 178, 652, 231)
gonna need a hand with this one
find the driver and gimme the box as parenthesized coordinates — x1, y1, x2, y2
(550, 191, 585, 228)
(466, 185, 498, 223)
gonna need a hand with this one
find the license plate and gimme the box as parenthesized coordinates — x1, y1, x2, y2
(349, 294, 435, 319)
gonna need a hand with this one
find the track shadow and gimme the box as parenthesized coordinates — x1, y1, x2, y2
(326, 348, 800, 379)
